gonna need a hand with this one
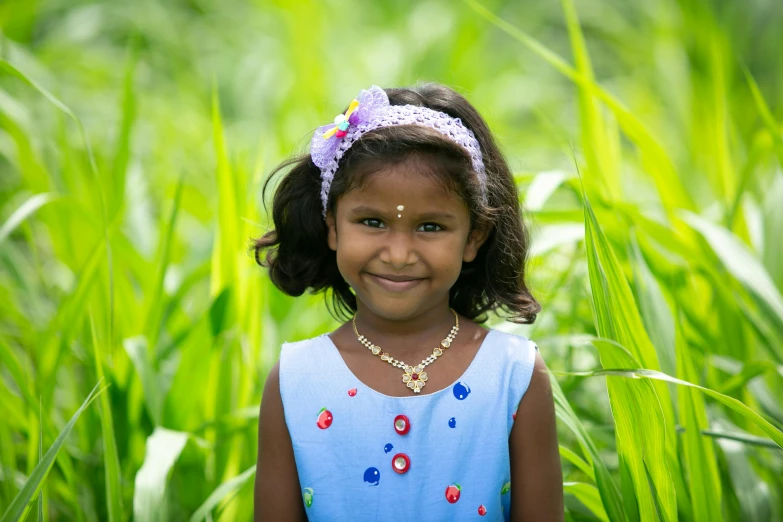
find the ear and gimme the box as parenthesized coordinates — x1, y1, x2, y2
(463, 224, 492, 263)
(326, 210, 338, 252)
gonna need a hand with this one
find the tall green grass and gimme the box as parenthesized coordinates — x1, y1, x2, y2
(1, 0, 782, 520)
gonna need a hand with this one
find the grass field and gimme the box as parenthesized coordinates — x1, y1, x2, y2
(1, 0, 783, 520)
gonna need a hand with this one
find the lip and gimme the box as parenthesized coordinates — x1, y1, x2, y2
(367, 273, 425, 292)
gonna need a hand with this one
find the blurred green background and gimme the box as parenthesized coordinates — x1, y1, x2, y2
(1, 0, 783, 520)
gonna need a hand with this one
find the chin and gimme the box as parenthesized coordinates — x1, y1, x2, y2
(353, 295, 412, 316)
(357, 295, 443, 322)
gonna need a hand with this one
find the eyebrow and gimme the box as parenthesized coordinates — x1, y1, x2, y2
(346, 205, 457, 221)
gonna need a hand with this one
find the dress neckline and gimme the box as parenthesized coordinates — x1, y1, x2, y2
(321, 328, 496, 400)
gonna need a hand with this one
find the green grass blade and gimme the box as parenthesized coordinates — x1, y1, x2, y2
(37, 399, 43, 522)
(123, 336, 162, 425)
(680, 210, 783, 324)
(555, 362, 783, 448)
(0, 59, 99, 180)
(107, 42, 138, 221)
(143, 172, 185, 351)
(0, 381, 105, 522)
(700, 430, 782, 449)
(188, 465, 255, 522)
(713, 420, 774, 520)
(589, 339, 676, 522)
(675, 311, 723, 520)
(629, 235, 676, 377)
(551, 374, 627, 522)
(560, 0, 619, 201)
(627, 233, 694, 517)
(559, 445, 595, 482)
(38, 227, 110, 400)
(743, 68, 783, 168)
(563, 482, 610, 522)
(0, 337, 38, 412)
(583, 186, 664, 371)
(643, 461, 672, 522)
(89, 311, 122, 522)
(0, 193, 59, 245)
(207, 84, 244, 510)
(210, 84, 239, 291)
(0, 413, 15, 505)
(582, 190, 677, 521)
(133, 428, 189, 522)
(716, 360, 778, 396)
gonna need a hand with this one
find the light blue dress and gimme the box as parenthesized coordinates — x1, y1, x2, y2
(278, 327, 539, 521)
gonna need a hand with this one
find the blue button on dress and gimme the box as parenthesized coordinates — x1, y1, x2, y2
(278, 328, 539, 521)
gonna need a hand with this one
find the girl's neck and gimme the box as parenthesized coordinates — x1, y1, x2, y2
(350, 303, 459, 358)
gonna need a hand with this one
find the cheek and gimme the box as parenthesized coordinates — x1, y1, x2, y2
(430, 241, 467, 278)
(442, 257, 463, 280)
(334, 229, 369, 270)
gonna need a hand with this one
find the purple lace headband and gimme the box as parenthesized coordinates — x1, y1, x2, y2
(310, 85, 488, 218)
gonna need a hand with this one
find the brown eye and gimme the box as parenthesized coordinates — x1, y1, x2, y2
(360, 218, 385, 228)
(418, 223, 444, 233)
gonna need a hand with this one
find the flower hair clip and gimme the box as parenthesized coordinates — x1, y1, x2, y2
(310, 86, 389, 177)
(321, 99, 360, 139)
(310, 85, 488, 218)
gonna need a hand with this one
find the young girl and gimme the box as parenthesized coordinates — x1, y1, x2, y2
(252, 83, 563, 521)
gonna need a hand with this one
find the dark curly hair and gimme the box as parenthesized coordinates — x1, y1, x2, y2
(249, 82, 540, 325)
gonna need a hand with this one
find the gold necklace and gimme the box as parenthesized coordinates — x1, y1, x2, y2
(351, 308, 459, 394)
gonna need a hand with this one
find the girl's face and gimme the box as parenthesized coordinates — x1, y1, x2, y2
(325, 157, 490, 321)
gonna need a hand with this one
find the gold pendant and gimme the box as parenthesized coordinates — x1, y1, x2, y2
(401, 365, 428, 393)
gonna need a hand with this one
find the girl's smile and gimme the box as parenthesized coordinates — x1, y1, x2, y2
(365, 272, 426, 293)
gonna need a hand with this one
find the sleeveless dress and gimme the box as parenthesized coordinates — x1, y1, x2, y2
(278, 327, 539, 522)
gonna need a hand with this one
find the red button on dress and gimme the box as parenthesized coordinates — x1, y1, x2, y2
(394, 414, 410, 435)
(392, 453, 410, 474)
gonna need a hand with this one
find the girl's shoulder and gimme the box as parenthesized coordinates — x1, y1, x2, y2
(277, 333, 333, 386)
(480, 327, 540, 399)
(484, 327, 539, 356)
(471, 327, 539, 372)
(279, 332, 329, 355)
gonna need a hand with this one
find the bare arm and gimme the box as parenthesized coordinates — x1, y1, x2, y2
(254, 360, 308, 522)
(509, 350, 564, 522)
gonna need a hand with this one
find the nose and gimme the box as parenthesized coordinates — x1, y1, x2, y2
(379, 230, 418, 269)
